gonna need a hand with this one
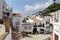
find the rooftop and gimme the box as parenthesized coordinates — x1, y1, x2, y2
(13, 13, 22, 17)
(31, 18, 42, 22)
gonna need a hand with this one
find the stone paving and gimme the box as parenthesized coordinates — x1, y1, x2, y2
(19, 34, 50, 40)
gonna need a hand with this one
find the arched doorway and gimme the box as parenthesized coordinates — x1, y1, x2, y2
(33, 27, 37, 34)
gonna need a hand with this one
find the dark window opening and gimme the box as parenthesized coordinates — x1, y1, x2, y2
(46, 21, 49, 24)
(23, 19, 26, 23)
(42, 24, 44, 27)
(7, 13, 10, 16)
(0, 19, 3, 24)
(3, 12, 6, 14)
(34, 23, 37, 27)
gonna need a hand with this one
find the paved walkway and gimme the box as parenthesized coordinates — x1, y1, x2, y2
(19, 34, 50, 40)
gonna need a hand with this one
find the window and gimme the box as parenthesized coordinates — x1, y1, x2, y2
(22, 19, 26, 23)
(29, 26, 31, 29)
(43, 24, 44, 27)
(26, 18, 28, 20)
(15, 21, 20, 25)
(0, 19, 3, 24)
(54, 11, 59, 22)
(24, 26, 27, 30)
(7, 12, 10, 16)
(46, 27, 49, 29)
(46, 21, 49, 24)
(34, 23, 37, 27)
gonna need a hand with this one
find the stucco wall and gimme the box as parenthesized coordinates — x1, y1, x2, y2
(23, 24, 33, 32)
(13, 16, 23, 32)
(0, 0, 3, 19)
(53, 10, 60, 40)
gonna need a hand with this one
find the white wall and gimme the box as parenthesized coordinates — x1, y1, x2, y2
(23, 24, 33, 32)
(13, 16, 23, 32)
(0, 0, 4, 19)
(0, 24, 5, 36)
(53, 10, 60, 33)
(5, 28, 12, 40)
(53, 10, 60, 40)
(41, 17, 50, 33)
(58, 10, 60, 23)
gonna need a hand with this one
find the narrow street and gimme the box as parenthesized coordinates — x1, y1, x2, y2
(0, 0, 60, 40)
(19, 34, 50, 40)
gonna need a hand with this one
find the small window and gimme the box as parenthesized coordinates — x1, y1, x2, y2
(7, 13, 10, 16)
(29, 26, 31, 29)
(15, 21, 20, 25)
(46, 27, 49, 29)
(54, 11, 59, 22)
(22, 19, 26, 23)
(24, 26, 27, 30)
(0, 20, 3, 24)
(46, 21, 49, 24)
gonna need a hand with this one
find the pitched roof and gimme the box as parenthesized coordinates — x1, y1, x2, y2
(31, 18, 42, 22)
(13, 13, 22, 17)
(22, 22, 33, 25)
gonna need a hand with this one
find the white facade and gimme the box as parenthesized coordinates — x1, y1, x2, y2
(0, 0, 12, 19)
(26, 16, 51, 34)
(41, 17, 51, 34)
(13, 14, 23, 32)
(0, 0, 4, 19)
(51, 10, 60, 40)
(22, 23, 33, 32)
(0, 0, 12, 40)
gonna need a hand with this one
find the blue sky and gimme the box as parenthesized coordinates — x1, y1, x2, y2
(6, 0, 60, 15)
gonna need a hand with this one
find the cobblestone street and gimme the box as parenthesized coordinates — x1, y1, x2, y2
(19, 34, 50, 40)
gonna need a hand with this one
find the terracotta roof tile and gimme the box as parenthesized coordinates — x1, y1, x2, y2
(13, 13, 22, 17)
(31, 18, 41, 22)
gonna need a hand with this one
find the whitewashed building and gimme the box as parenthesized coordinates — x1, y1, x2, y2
(13, 13, 23, 32)
(0, 0, 12, 19)
(41, 16, 52, 34)
(22, 22, 33, 33)
(26, 17, 43, 33)
(50, 10, 60, 40)
(0, 0, 4, 19)
(26, 16, 51, 34)
(49, 10, 60, 40)
(0, 0, 12, 40)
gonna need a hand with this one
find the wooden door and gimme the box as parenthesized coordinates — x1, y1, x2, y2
(55, 34, 58, 40)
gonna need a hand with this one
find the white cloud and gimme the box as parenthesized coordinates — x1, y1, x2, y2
(13, 10, 20, 13)
(24, 4, 42, 11)
(24, 5, 33, 11)
(24, 0, 53, 11)
(34, 4, 41, 10)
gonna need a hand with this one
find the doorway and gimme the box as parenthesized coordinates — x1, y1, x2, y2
(55, 34, 59, 40)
